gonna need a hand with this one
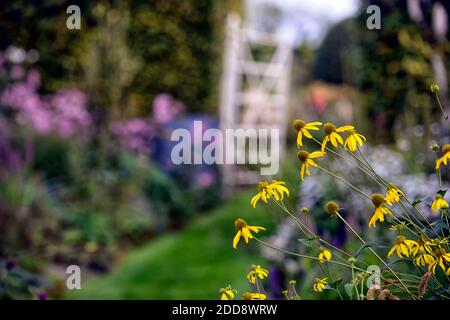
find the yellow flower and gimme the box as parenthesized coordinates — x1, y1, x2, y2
(388, 236, 418, 259)
(385, 186, 403, 206)
(318, 247, 332, 263)
(313, 277, 328, 293)
(247, 265, 269, 284)
(293, 119, 322, 147)
(436, 144, 450, 169)
(414, 252, 435, 268)
(297, 150, 326, 180)
(242, 292, 267, 300)
(344, 128, 366, 152)
(431, 194, 449, 213)
(219, 285, 237, 300)
(410, 237, 433, 257)
(250, 180, 289, 208)
(368, 194, 392, 228)
(428, 248, 450, 274)
(321, 122, 354, 152)
(232, 218, 265, 249)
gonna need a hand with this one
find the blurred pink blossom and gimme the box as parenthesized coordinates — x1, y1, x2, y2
(152, 93, 185, 124)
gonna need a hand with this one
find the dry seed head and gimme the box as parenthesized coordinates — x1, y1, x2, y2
(442, 144, 450, 154)
(297, 150, 310, 162)
(323, 122, 336, 135)
(234, 218, 247, 230)
(325, 201, 340, 215)
(371, 194, 385, 208)
(293, 119, 305, 131)
(418, 272, 431, 297)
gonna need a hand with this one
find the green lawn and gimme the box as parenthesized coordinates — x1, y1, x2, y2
(69, 192, 273, 299)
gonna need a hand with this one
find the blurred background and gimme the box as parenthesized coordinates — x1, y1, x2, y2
(1, 0, 450, 299)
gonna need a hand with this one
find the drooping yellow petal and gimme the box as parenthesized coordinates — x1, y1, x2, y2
(309, 151, 326, 159)
(296, 131, 303, 147)
(233, 230, 241, 249)
(336, 125, 354, 132)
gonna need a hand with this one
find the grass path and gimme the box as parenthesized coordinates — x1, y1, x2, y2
(70, 192, 273, 299)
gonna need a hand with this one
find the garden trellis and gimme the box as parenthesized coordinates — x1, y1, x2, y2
(219, 13, 293, 190)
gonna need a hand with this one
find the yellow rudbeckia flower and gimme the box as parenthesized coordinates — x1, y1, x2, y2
(414, 252, 435, 268)
(388, 236, 418, 259)
(410, 237, 433, 257)
(368, 194, 392, 228)
(431, 194, 449, 213)
(321, 122, 354, 152)
(344, 128, 366, 152)
(250, 180, 289, 208)
(247, 265, 269, 284)
(297, 150, 326, 180)
(436, 144, 450, 169)
(232, 218, 265, 249)
(293, 119, 322, 147)
(428, 248, 450, 274)
(242, 292, 267, 300)
(385, 185, 403, 206)
(318, 247, 332, 263)
(219, 285, 237, 300)
(313, 277, 328, 293)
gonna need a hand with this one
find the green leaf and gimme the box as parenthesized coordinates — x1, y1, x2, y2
(330, 278, 343, 289)
(344, 283, 353, 299)
(437, 189, 447, 197)
(354, 242, 378, 257)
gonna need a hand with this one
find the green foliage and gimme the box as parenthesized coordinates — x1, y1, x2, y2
(0, 0, 237, 116)
(69, 192, 273, 299)
(355, 1, 439, 142)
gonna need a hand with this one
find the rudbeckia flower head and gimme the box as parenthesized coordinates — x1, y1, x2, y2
(428, 248, 450, 274)
(344, 128, 366, 152)
(293, 119, 322, 147)
(297, 150, 325, 180)
(385, 185, 403, 206)
(388, 236, 418, 259)
(318, 247, 332, 263)
(247, 265, 269, 284)
(250, 180, 289, 208)
(219, 285, 237, 300)
(431, 194, 449, 213)
(436, 144, 450, 170)
(369, 193, 391, 228)
(321, 122, 354, 152)
(313, 277, 328, 293)
(233, 219, 266, 249)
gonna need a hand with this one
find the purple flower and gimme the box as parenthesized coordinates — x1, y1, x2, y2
(152, 93, 185, 124)
(10, 65, 25, 80)
(196, 171, 216, 188)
